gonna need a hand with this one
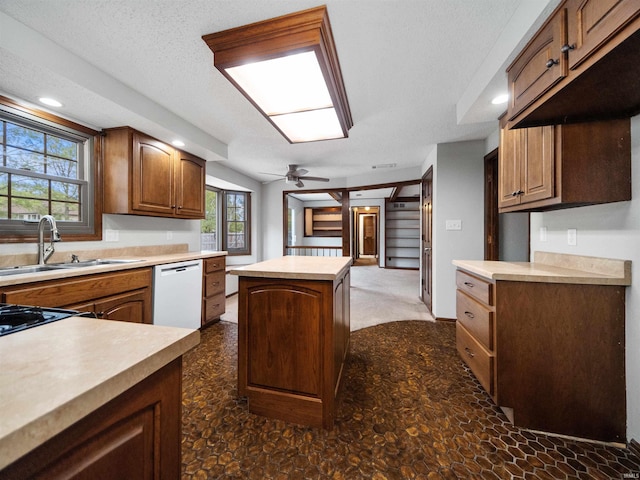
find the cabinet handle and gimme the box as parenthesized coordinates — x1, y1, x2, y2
(464, 311, 475, 319)
(96, 311, 105, 318)
(178, 206, 183, 209)
(464, 282, 474, 288)
(464, 347, 475, 358)
(560, 43, 575, 54)
(545, 58, 559, 68)
(511, 190, 519, 197)
(171, 205, 176, 209)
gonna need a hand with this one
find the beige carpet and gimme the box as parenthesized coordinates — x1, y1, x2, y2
(221, 264, 434, 330)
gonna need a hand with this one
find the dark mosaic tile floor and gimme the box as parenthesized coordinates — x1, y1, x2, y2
(181, 320, 640, 479)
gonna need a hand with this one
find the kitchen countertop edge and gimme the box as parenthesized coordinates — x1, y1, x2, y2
(229, 256, 353, 281)
(0, 250, 227, 287)
(0, 318, 200, 470)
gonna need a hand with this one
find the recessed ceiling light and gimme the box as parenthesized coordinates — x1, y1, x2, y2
(491, 94, 509, 105)
(38, 97, 63, 107)
(172, 140, 185, 147)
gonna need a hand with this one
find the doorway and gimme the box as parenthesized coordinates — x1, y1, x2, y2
(353, 207, 379, 266)
(421, 168, 432, 312)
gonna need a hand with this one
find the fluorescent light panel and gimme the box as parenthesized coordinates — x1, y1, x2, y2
(202, 6, 352, 143)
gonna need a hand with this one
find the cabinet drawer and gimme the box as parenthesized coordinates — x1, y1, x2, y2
(204, 292, 225, 321)
(204, 270, 225, 296)
(205, 257, 225, 273)
(456, 270, 493, 306)
(456, 290, 493, 350)
(456, 322, 494, 396)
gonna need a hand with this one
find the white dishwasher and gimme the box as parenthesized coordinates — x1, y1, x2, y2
(153, 259, 202, 329)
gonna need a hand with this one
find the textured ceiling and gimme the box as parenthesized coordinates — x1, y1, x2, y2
(0, 0, 557, 185)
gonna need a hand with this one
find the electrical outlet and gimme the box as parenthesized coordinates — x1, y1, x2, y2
(567, 228, 577, 246)
(445, 219, 462, 231)
(105, 229, 119, 242)
(539, 227, 547, 242)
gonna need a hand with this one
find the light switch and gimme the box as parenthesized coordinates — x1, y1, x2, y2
(567, 228, 577, 246)
(445, 219, 462, 231)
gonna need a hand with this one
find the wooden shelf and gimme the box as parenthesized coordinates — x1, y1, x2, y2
(385, 200, 419, 269)
(305, 207, 342, 237)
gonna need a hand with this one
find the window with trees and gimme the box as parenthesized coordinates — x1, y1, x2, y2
(201, 188, 251, 255)
(201, 187, 220, 251)
(223, 190, 250, 255)
(0, 97, 99, 240)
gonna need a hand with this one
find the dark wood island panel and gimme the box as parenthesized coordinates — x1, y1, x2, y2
(234, 257, 351, 429)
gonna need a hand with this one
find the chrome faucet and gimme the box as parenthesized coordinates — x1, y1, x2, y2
(37, 215, 61, 264)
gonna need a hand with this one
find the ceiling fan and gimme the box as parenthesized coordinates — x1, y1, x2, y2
(263, 164, 330, 188)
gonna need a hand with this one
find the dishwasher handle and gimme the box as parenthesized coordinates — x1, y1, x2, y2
(158, 262, 201, 276)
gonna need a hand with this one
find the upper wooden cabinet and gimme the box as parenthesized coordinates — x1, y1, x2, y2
(507, 0, 640, 127)
(499, 115, 631, 213)
(104, 127, 205, 219)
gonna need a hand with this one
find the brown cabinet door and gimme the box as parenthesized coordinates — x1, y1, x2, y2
(175, 150, 206, 218)
(132, 133, 175, 215)
(498, 117, 522, 209)
(566, 0, 640, 69)
(508, 9, 567, 120)
(95, 289, 151, 324)
(520, 125, 554, 204)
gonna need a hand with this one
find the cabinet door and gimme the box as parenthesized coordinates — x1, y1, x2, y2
(508, 9, 567, 120)
(95, 289, 151, 324)
(520, 125, 554, 204)
(132, 133, 175, 215)
(175, 150, 205, 218)
(498, 118, 523, 209)
(566, 0, 640, 70)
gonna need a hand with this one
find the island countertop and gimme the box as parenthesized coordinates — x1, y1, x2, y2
(0, 317, 199, 470)
(453, 251, 631, 286)
(230, 256, 352, 281)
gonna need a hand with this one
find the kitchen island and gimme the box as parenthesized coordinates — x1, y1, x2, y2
(0, 317, 199, 478)
(231, 256, 352, 429)
(453, 252, 631, 443)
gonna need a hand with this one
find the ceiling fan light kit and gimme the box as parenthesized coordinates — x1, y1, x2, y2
(202, 5, 353, 144)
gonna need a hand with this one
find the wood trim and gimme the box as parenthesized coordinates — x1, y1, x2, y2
(436, 317, 456, 323)
(340, 189, 350, 257)
(0, 95, 99, 136)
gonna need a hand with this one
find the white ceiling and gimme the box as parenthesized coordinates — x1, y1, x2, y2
(0, 0, 559, 186)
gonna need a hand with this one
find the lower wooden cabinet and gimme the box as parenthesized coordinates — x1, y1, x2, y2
(455, 268, 626, 443)
(0, 268, 153, 324)
(1, 358, 182, 480)
(202, 257, 226, 326)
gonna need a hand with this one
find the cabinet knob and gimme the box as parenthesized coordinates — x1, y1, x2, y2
(96, 311, 105, 318)
(545, 58, 559, 68)
(178, 206, 183, 209)
(560, 43, 575, 54)
(171, 205, 176, 209)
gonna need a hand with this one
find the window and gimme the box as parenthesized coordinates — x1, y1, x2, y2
(201, 188, 220, 251)
(201, 188, 251, 255)
(0, 96, 100, 240)
(223, 190, 250, 255)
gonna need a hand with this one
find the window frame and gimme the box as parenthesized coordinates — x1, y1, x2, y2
(201, 186, 221, 251)
(0, 96, 102, 243)
(222, 190, 251, 256)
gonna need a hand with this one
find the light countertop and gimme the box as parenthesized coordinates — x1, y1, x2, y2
(0, 250, 227, 287)
(453, 252, 631, 286)
(230, 256, 352, 281)
(0, 317, 199, 470)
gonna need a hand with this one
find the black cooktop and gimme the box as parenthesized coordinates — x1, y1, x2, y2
(0, 303, 79, 337)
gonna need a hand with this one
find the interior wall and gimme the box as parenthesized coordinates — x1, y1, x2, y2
(529, 113, 640, 443)
(422, 140, 485, 319)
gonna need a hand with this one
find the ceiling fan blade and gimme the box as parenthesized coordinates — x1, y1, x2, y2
(299, 176, 330, 182)
(259, 172, 285, 177)
(296, 180, 304, 188)
(287, 164, 308, 176)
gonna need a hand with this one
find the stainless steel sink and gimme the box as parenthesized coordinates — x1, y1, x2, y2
(0, 265, 67, 276)
(0, 259, 143, 276)
(53, 259, 143, 269)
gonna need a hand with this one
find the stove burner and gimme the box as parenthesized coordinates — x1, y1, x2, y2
(0, 303, 79, 336)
